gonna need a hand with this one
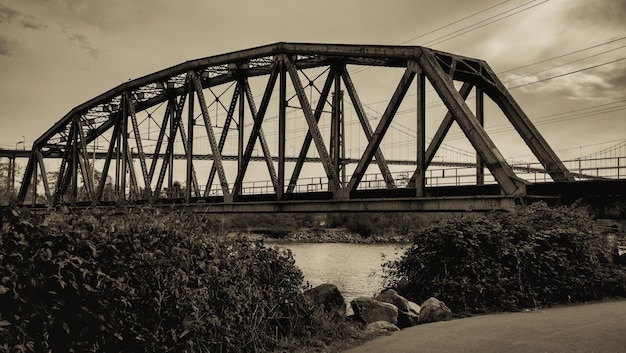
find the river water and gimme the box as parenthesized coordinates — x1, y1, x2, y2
(265, 242, 408, 302)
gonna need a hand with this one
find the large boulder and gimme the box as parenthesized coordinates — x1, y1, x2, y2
(351, 297, 398, 325)
(419, 297, 452, 323)
(375, 289, 420, 328)
(366, 320, 400, 333)
(304, 283, 346, 318)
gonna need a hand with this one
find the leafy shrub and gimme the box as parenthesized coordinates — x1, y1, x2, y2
(383, 202, 626, 313)
(0, 206, 317, 352)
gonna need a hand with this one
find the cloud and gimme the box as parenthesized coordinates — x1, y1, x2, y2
(64, 30, 100, 58)
(0, 35, 17, 56)
(507, 60, 626, 102)
(0, 4, 20, 23)
(568, 0, 626, 29)
(0, 3, 45, 29)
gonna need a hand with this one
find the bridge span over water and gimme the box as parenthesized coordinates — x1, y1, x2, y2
(8, 43, 626, 217)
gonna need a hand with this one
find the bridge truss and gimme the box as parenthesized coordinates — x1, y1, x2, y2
(17, 43, 574, 211)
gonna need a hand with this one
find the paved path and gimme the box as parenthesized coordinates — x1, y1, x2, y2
(343, 300, 626, 353)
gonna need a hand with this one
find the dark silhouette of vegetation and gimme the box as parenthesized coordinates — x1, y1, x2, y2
(0, 207, 358, 353)
(383, 202, 626, 313)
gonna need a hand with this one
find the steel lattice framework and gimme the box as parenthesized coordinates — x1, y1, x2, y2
(17, 43, 574, 210)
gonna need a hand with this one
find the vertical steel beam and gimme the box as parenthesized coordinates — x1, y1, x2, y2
(7, 157, 13, 196)
(174, 105, 200, 196)
(415, 69, 426, 197)
(186, 80, 195, 202)
(71, 117, 79, 204)
(31, 155, 37, 205)
(238, 79, 245, 174)
(168, 95, 180, 196)
(278, 61, 287, 200)
(407, 82, 473, 188)
(287, 67, 334, 193)
(476, 86, 485, 185)
(120, 95, 129, 202)
(340, 67, 416, 198)
(284, 56, 341, 194)
(418, 49, 526, 196)
(340, 67, 395, 189)
(331, 68, 342, 187)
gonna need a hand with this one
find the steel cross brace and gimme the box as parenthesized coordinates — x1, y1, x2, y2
(418, 48, 526, 196)
(340, 65, 417, 199)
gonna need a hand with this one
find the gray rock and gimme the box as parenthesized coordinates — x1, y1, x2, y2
(305, 283, 346, 318)
(366, 320, 400, 333)
(351, 297, 398, 325)
(375, 289, 420, 328)
(375, 289, 410, 312)
(419, 297, 452, 323)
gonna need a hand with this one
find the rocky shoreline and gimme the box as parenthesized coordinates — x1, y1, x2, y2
(305, 283, 452, 334)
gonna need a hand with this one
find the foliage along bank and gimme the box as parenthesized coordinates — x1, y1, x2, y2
(0, 206, 358, 353)
(383, 202, 626, 313)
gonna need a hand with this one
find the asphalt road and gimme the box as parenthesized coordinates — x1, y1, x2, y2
(343, 300, 626, 353)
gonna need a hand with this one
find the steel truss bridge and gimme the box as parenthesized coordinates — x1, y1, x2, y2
(12, 43, 626, 216)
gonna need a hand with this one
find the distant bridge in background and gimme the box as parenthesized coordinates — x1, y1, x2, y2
(2, 43, 625, 217)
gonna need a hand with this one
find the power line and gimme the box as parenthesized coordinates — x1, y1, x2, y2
(508, 57, 626, 89)
(400, 0, 512, 44)
(503, 45, 626, 85)
(423, 0, 549, 47)
(498, 36, 626, 74)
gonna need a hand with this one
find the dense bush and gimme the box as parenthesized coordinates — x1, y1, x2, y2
(0, 206, 326, 352)
(383, 202, 626, 313)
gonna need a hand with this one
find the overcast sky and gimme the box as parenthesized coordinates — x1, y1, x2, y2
(1, 0, 625, 163)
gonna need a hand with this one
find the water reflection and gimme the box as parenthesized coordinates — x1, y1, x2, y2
(266, 242, 407, 301)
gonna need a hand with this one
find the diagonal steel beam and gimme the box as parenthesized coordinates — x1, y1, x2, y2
(243, 78, 278, 191)
(191, 72, 230, 198)
(125, 146, 139, 199)
(174, 100, 200, 197)
(148, 99, 172, 185)
(153, 98, 182, 200)
(480, 62, 574, 182)
(34, 149, 50, 203)
(95, 121, 120, 205)
(340, 67, 416, 198)
(287, 66, 334, 193)
(205, 85, 239, 196)
(339, 65, 395, 189)
(232, 63, 279, 197)
(284, 56, 341, 194)
(127, 93, 152, 194)
(418, 48, 526, 196)
(52, 126, 75, 204)
(76, 118, 95, 200)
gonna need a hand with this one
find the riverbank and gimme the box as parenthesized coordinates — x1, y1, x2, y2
(234, 228, 413, 244)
